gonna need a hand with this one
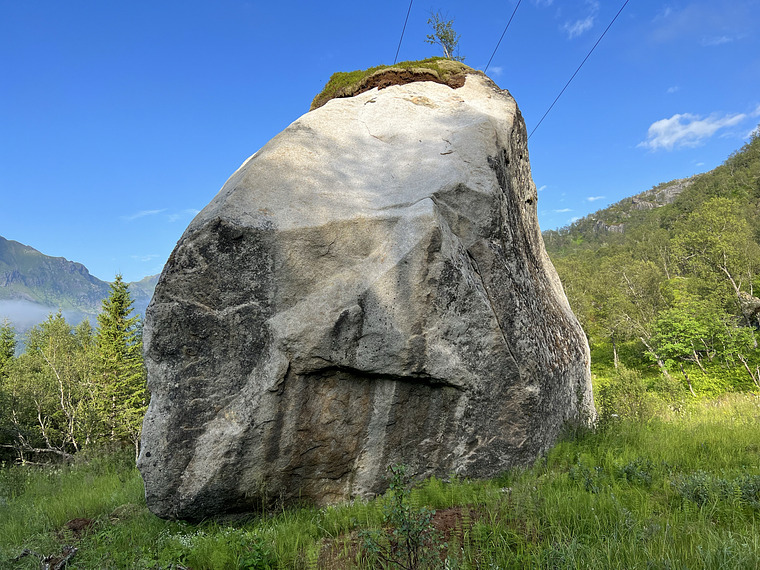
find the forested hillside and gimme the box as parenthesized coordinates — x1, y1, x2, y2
(545, 129, 760, 396)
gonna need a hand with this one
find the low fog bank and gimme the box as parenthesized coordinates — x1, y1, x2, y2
(0, 300, 95, 346)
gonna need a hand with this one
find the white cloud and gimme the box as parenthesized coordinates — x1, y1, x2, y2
(122, 209, 166, 221)
(655, 6, 673, 20)
(639, 112, 747, 151)
(701, 35, 735, 47)
(650, 2, 756, 46)
(666, 86, 680, 94)
(563, 0, 599, 39)
(489, 66, 504, 77)
(752, 104, 760, 117)
(167, 208, 201, 223)
(564, 16, 594, 38)
(537, 185, 547, 192)
(532, 0, 554, 6)
(553, 208, 572, 213)
(131, 254, 161, 262)
(586, 196, 605, 202)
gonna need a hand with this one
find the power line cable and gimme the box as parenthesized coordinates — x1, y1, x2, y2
(528, 0, 631, 140)
(394, 0, 414, 64)
(485, 0, 522, 74)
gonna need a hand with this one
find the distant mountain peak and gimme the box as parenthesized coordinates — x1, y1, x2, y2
(0, 235, 157, 333)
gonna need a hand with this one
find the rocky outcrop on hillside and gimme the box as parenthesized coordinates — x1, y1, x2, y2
(138, 72, 595, 520)
(641, 177, 694, 205)
(593, 220, 625, 234)
(585, 177, 695, 236)
(739, 291, 760, 328)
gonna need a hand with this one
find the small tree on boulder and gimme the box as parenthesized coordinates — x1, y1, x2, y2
(425, 11, 464, 61)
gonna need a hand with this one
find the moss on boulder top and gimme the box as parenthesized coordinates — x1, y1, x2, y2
(310, 57, 483, 111)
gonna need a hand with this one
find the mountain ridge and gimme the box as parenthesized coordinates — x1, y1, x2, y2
(543, 175, 697, 245)
(543, 128, 759, 251)
(0, 235, 157, 333)
(540, 129, 760, 375)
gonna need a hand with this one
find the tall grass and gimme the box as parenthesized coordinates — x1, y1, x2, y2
(1, 394, 759, 568)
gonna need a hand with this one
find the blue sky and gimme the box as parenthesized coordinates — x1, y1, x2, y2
(2, 0, 759, 283)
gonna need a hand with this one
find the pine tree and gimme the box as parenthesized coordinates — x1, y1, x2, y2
(95, 274, 148, 458)
(0, 319, 15, 375)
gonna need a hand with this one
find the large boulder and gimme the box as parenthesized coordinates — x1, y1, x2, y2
(138, 71, 594, 520)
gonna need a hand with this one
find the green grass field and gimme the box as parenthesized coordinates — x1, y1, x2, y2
(2, 393, 760, 569)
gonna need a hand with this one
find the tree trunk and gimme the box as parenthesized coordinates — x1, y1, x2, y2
(737, 353, 760, 390)
(111, 393, 116, 441)
(133, 435, 141, 463)
(701, 338, 715, 362)
(691, 345, 706, 373)
(679, 362, 697, 397)
(640, 336, 672, 381)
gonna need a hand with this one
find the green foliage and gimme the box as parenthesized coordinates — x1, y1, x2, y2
(310, 57, 472, 110)
(0, 274, 148, 464)
(95, 274, 148, 456)
(0, 319, 15, 370)
(2, 313, 100, 461)
(3, 396, 760, 568)
(0, 320, 16, 459)
(617, 456, 654, 487)
(671, 470, 715, 507)
(360, 464, 444, 569)
(671, 470, 760, 509)
(546, 129, 760, 396)
(596, 366, 657, 427)
(671, 197, 760, 304)
(238, 534, 276, 569)
(425, 10, 464, 62)
(649, 289, 719, 376)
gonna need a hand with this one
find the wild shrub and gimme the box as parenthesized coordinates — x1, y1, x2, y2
(360, 464, 445, 569)
(671, 470, 760, 512)
(617, 457, 654, 487)
(732, 474, 760, 509)
(238, 533, 276, 570)
(596, 366, 655, 426)
(671, 470, 714, 506)
(568, 459, 604, 494)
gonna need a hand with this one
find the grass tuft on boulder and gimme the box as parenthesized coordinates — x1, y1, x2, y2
(310, 57, 481, 111)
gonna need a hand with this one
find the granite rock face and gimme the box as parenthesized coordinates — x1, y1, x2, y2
(138, 73, 594, 520)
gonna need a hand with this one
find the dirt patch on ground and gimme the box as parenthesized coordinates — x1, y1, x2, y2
(431, 505, 477, 544)
(55, 517, 95, 541)
(64, 517, 95, 534)
(316, 530, 363, 570)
